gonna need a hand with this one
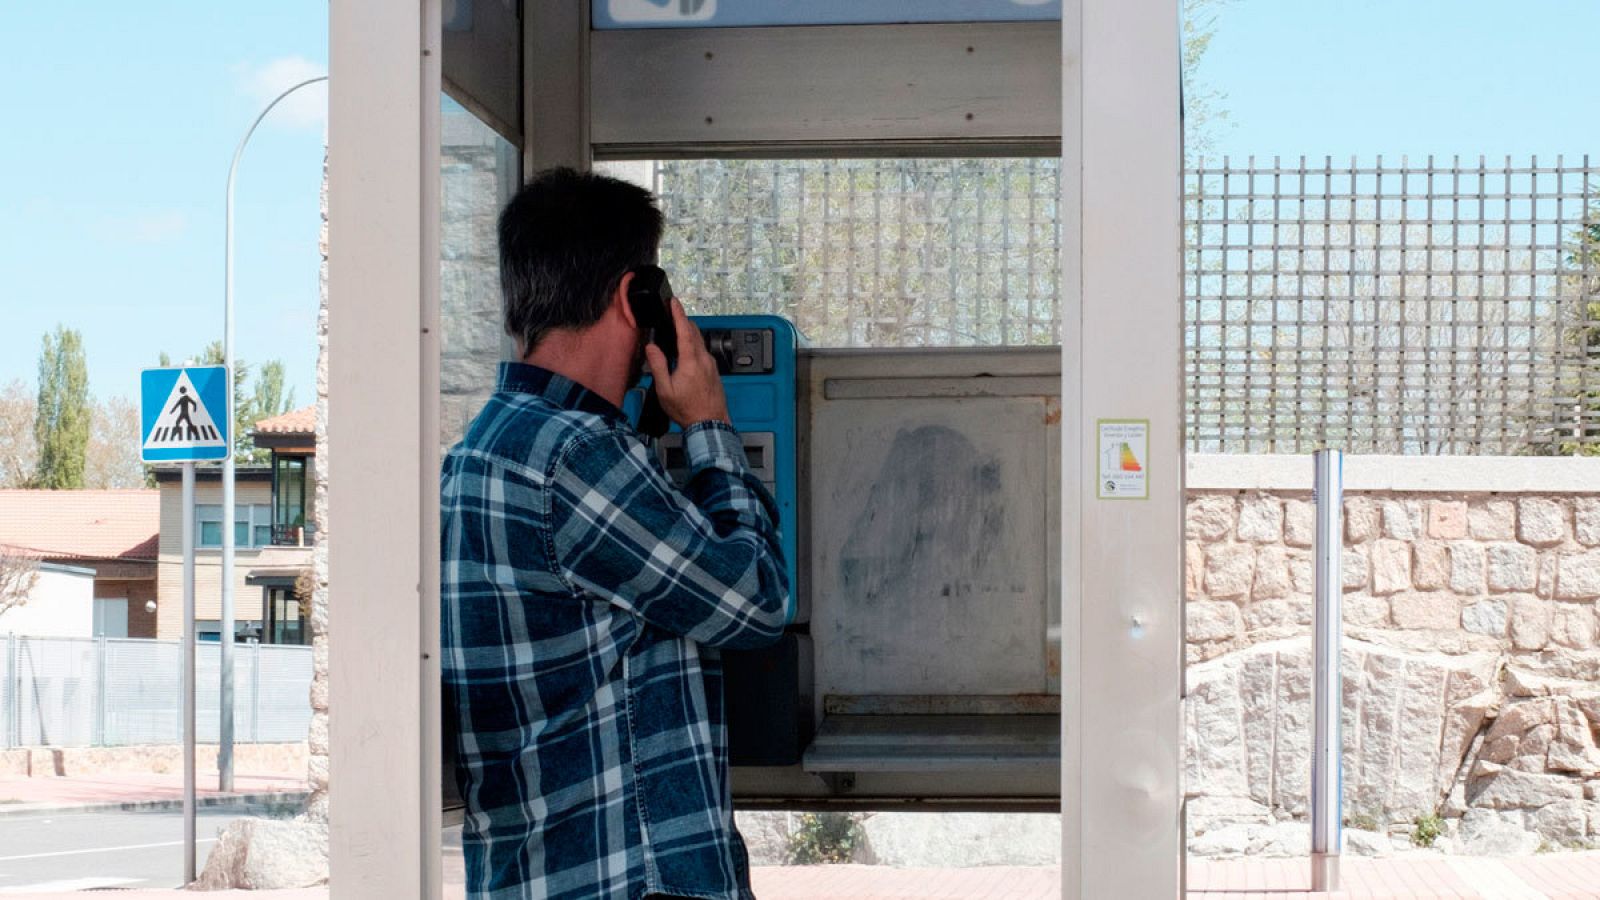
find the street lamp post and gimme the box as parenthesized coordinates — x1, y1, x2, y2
(222, 73, 327, 792)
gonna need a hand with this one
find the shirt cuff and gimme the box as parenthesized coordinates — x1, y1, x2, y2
(682, 421, 748, 475)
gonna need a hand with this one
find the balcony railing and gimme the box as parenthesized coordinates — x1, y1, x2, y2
(271, 524, 308, 547)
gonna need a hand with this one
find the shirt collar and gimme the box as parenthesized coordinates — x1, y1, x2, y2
(496, 362, 631, 426)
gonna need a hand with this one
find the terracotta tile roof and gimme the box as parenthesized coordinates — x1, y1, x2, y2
(253, 405, 315, 436)
(0, 490, 159, 562)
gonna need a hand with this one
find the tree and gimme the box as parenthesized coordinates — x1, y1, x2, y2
(33, 326, 91, 489)
(1182, 0, 1235, 163)
(85, 394, 149, 488)
(0, 549, 39, 621)
(0, 379, 37, 488)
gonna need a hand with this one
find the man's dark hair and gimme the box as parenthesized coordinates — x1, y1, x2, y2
(498, 167, 663, 352)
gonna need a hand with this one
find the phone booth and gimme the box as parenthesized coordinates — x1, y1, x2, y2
(326, 2, 1182, 897)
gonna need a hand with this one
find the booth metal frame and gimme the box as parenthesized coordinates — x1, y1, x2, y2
(326, 2, 1182, 896)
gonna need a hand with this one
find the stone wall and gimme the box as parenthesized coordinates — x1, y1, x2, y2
(1185, 465, 1600, 855)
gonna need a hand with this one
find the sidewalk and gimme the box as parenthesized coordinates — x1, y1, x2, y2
(2, 855, 1600, 898)
(0, 771, 309, 816)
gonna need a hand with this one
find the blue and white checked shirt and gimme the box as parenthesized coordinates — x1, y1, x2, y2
(442, 362, 789, 900)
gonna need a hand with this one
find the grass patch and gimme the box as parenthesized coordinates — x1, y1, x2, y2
(786, 813, 862, 865)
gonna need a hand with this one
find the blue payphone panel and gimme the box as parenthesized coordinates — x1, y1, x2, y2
(629, 314, 801, 625)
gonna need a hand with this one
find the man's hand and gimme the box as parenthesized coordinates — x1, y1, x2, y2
(644, 298, 731, 428)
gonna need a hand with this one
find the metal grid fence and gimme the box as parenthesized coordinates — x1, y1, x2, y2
(608, 155, 1600, 455)
(1, 635, 312, 748)
(608, 158, 1063, 348)
(1188, 155, 1600, 455)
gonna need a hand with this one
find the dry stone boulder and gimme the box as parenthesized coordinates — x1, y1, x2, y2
(853, 813, 1059, 867)
(1238, 498, 1284, 544)
(194, 818, 329, 890)
(1457, 808, 1542, 856)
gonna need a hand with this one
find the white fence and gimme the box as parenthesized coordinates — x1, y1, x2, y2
(1, 635, 313, 748)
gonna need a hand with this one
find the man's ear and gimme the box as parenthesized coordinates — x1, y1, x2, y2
(614, 270, 638, 330)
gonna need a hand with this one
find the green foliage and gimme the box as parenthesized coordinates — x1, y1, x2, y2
(785, 813, 861, 865)
(33, 326, 91, 489)
(1411, 813, 1444, 848)
(1345, 812, 1380, 833)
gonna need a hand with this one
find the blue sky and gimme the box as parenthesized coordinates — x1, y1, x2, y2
(1192, 0, 1600, 162)
(2, 1, 1597, 407)
(0, 3, 327, 409)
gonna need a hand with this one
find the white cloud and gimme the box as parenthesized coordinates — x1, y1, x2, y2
(235, 56, 328, 131)
(96, 211, 189, 244)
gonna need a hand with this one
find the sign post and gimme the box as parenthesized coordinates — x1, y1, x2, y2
(141, 365, 230, 885)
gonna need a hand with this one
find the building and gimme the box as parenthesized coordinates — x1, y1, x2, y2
(0, 489, 160, 637)
(152, 405, 317, 644)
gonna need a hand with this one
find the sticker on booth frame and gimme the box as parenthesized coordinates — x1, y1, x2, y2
(1096, 419, 1148, 500)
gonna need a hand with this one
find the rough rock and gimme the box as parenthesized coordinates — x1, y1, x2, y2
(1577, 498, 1600, 547)
(1345, 498, 1378, 543)
(1188, 496, 1236, 542)
(1383, 500, 1424, 541)
(1461, 598, 1509, 638)
(1238, 498, 1284, 544)
(1487, 543, 1538, 593)
(1284, 500, 1315, 548)
(1552, 603, 1598, 651)
(1413, 542, 1450, 591)
(1252, 546, 1292, 600)
(854, 813, 1059, 867)
(1343, 548, 1369, 592)
(1343, 829, 1392, 857)
(1429, 501, 1469, 540)
(1510, 595, 1552, 651)
(1518, 498, 1568, 547)
(1187, 601, 1242, 643)
(1470, 499, 1517, 542)
(194, 818, 329, 890)
(1450, 542, 1486, 595)
(1457, 808, 1541, 856)
(1391, 592, 1460, 631)
(1371, 541, 1412, 596)
(735, 811, 796, 866)
(1556, 552, 1600, 600)
(1205, 544, 1256, 600)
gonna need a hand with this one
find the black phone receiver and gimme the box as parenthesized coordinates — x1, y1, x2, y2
(627, 265, 677, 438)
(627, 265, 679, 372)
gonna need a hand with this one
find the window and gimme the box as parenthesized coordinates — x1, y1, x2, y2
(266, 587, 308, 645)
(594, 158, 1062, 349)
(196, 504, 274, 549)
(273, 455, 308, 532)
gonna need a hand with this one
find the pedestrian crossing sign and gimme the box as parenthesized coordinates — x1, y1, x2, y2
(140, 366, 230, 462)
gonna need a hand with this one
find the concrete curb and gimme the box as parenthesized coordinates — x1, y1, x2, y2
(0, 790, 310, 818)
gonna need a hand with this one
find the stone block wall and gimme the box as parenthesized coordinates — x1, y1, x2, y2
(1185, 470, 1600, 855)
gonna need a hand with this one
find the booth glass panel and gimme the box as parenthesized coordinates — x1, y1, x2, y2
(596, 158, 1062, 349)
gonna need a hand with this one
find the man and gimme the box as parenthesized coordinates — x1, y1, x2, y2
(441, 168, 789, 900)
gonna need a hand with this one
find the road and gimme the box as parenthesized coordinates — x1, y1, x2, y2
(0, 807, 267, 892)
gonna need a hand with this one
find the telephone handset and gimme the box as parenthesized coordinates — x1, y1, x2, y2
(627, 265, 679, 372)
(627, 265, 677, 438)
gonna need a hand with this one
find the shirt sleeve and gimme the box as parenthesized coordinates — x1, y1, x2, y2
(546, 421, 790, 649)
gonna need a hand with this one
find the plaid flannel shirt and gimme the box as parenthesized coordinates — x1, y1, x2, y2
(441, 362, 789, 900)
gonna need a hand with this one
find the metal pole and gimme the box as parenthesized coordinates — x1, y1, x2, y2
(1311, 449, 1343, 892)
(94, 635, 107, 747)
(223, 72, 328, 793)
(182, 462, 198, 885)
(4, 633, 14, 749)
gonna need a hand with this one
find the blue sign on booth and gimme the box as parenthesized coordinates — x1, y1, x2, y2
(140, 366, 230, 463)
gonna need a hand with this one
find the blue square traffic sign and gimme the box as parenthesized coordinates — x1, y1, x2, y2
(140, 366, 231, 463)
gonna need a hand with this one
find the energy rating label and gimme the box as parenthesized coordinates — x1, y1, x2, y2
(1097, 419, 1148, 500)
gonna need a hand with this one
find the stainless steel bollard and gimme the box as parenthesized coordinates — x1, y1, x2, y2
(1311, 449, 1343, 892)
